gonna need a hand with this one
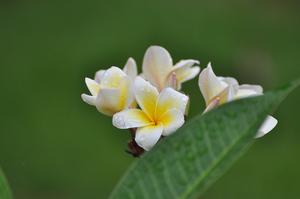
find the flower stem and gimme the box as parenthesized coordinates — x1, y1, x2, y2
(126, 128, 144, 157)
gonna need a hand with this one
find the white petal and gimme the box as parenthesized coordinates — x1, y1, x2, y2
(235, 85, 263, 99)
(198, 63, 228, 105)
(203, 84, 237, 111)
(135, 124, 163, 151)
(156, 87, 189, 117)
(81, 94, 96, 106)
(134, 77, 159, 119)
(112, 109, 152, 129)
(159, 109, 185, 136)
(218, 76, 239, 87)
(95, 88, 121, 116)
(169, 59, 200, 89)
(166, 72, 177, 90)
(100, 66, 126, 88)
(118, 75, 135, 109)
(94, 70, 105, 83)
(172, 59, 200, 71)
(177, 66, 201, 84)
(123, 57, 137, 79)
(255, 116, 278, 138)
(85, 77, 101, 96)
(142, 46, 173, 90)
(228, 84, 238, 100)
(239, 84, 263, 94)
(203, 97, 221, 113)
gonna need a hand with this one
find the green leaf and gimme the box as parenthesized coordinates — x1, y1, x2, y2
(109, 80, 299, 199)
(0, 168, 12, 199)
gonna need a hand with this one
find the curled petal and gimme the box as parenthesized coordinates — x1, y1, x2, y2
(226, 84, 238, 102)
(239, 84, 263, 94)
(204, 84, 236, 111)
(123, 57, 137, 79)
(203, 97, 220, 113)
(95, 88, 121, 116)
(100, 66, 126, 88)
(81, 94, 96, 106)
(134, 77, 159, 119)
(235, 86, 262, 99)
(85, 78, 101, 96)
(142, 46, 173, 90)
(173, 59, 200, 71)
(176, 66, 201, 89)
(112, 109, 153, 129)
(219, 76, 239, 87)
(159, 109, 184, 136)
(94, 70, 105, 83)
(156, 87, 188, 117)
(198, 63, 228, 105)
(135, 124, 163, 151)
(255, 116, 278, 138)
(168, 60, 200, 90)
(172, 60, 200, 82)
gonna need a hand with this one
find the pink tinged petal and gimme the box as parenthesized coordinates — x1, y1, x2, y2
(159, 109, 185, 136)
(203, 97, 220, 113)
(142, 46, 173, 91)
(171, 59, 200, 86)
(134, 77, 159, 119)
(203, 85, 236, 112)
(94, 70, 105, 83)
(123, 57, 137, 79)
(81, 94, 96, 106)
(166, 72, 177, 90)
(135, 124, 163, 151)
(95, 88, 121, 116)
(85, 78, 100, 96)
(156, 87, 189, 117)
(198, 63, 228, 105)
(255, 116, 278, 138)
(112, 109, 153, 129)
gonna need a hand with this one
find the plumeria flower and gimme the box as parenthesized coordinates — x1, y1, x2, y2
(198, 63, 278, 138)
(112, 77, 189, 151)
(81, 58, 137, 116)
(142, 46, 200, 91)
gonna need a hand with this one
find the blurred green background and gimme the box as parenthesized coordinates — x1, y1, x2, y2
(0, 0, 299, 198)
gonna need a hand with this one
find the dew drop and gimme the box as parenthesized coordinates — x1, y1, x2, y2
(114, 115, 126, 127)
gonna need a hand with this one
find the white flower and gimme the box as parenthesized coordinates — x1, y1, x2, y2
(142, 46, 200, 91)
(113, 77, 189, 151)
(198, 63, 278, 138)
(94, 57, 137, 83)
(81, 58, 137, 116)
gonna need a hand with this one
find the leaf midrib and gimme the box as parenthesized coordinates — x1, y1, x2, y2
(177, 127, 253, 199)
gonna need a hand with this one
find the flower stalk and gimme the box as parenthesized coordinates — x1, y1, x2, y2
(126, 128, 145, 157)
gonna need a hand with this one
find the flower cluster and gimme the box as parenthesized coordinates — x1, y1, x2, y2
(82, 46, 277, 156)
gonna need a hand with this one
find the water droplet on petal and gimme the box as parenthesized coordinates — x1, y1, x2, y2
(114, 115, 126, 128)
